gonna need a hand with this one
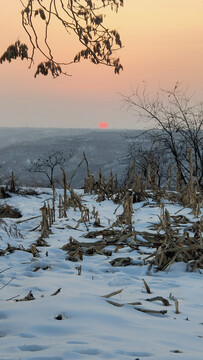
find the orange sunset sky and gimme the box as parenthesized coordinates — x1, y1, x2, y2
(1, 1, 203, 129)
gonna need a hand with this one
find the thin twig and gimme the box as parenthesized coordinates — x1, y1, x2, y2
(0, 267, 12, 274)
(6, 294, 20, 301)
(0, 278, 14, 291)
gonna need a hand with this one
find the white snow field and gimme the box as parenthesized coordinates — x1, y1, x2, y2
(0, 188, 202, 360)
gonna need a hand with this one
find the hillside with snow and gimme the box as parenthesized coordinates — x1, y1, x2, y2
(0, 181, 202, 360)
(0, 128, 133, 188)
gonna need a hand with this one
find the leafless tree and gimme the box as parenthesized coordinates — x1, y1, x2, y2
(28, 149, 72, 186)
(122, 83, 203, 189)
(122, 136, 169, 188)
(0, 0, 123, 77)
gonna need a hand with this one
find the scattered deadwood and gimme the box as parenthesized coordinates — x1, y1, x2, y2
(63, 236, 135, 263)
(63, 217, 203, 270)
(6, 294, 20, 301)
(34, 237, 49, 247)
(16, 215, 41, 224)
(152, 242, 203, 271)
(84, 229, 121, 239)
(175, 299, 180, 314)
(146, 296, 170, 306)
(186, 257, 203, 272)
(141, 209, 203, 271)
(66, 224, 82, 231)
(101, 288, 124, 299)
(66, 254, 82, 262)
(84, 228, 135, 248)
(30, 224, 41, 232)
(116, 194, 133, 226)
(171, 215, 190, 224)
(13, 288, 61, 301)
(106, 300, 142, 307)
(83, 162, 120, 202)
(101, 270, 171, 314)
(76, 265, 82, 275)
(0, 243, 40, 257)
(16, 291, 35, 302)
(62, 234, 124, 262)
(142, 279, 152, 294)
(134, 307, 167, 315)
(51, 288, 61, 296)
(106, 300, 124, 307)
(67, 189, 83, 211)
(33, 265, 51, 272)
(110, 257, 132, 267)
(0, 267, 12, 274)
(40, 202, 53, 238)
(128, 301, 143, 305)
(1, 152, 202, 277)
(0, 243, 25, 256)
(0, 278, 14, 291)
(29, 244, 39, 257)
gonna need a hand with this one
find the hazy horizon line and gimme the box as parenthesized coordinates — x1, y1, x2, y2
(0, 126, 148, 131)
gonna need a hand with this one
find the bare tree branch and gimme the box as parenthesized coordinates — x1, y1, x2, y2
(122, 83, 203, 188)
(28, 149, 72, 186)
(1, 0, 124, 77)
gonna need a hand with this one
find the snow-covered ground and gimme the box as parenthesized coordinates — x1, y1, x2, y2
(0, 189, 202, 360)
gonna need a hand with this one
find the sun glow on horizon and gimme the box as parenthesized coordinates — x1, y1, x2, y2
(99, 121, 108, 129)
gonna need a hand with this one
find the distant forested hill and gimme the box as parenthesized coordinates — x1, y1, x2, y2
(0, 128, 141, 187)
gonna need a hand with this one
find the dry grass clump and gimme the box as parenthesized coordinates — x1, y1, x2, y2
(0, 204, 22, 219)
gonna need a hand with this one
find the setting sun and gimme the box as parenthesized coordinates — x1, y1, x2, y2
(99, 121, 108, 129)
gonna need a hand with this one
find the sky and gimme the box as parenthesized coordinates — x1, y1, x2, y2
(1, 1, 203, 129)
